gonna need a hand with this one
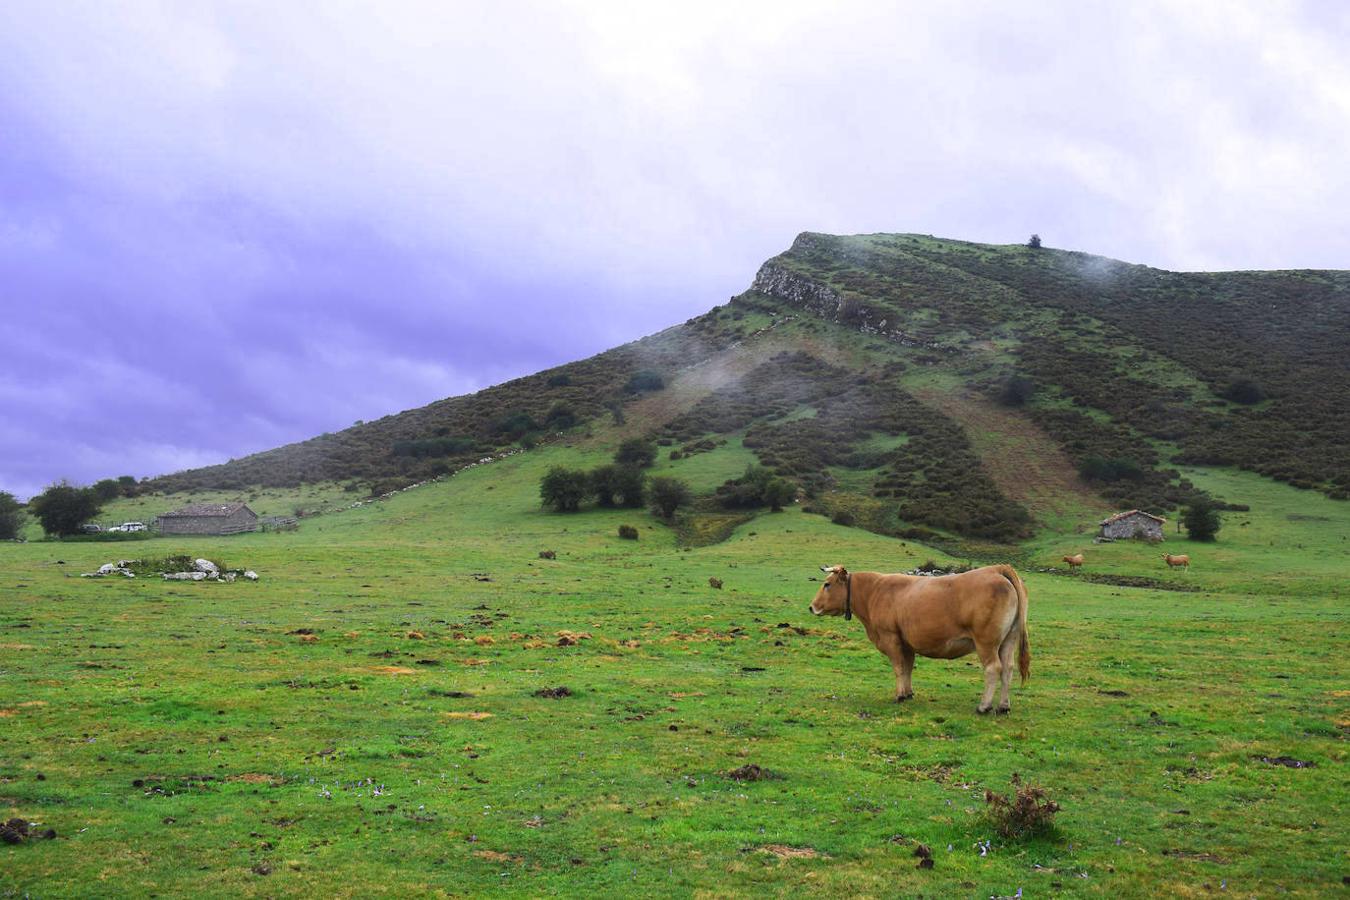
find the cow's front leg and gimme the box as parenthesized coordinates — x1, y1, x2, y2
(874, 632, 912, 703)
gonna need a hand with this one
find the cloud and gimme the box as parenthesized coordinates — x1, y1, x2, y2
(1, 0, 1346, 497)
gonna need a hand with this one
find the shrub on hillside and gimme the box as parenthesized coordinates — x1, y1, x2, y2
(494, 411, 539, 440)
(715, 466, 795, 512)
(997, 375, 1035, 407)
(1182, 498, 1222, 541)
(540, 467, 591, 512)
(0, 491, 23, 540)
(28, 482, 102, 537)
(615, 438, 657, 468)
(624, 370, 664, 393)
(617, 524, 639, 540)
(92, 479, 122, 503)
(649, 476, 691, 519)
(588, 465, 644, 508)
(545, 402, 579, 429)
(1078, 455, 1144, 483)
(546, 373, 572, 387)
(1220, 379, 1265, 405)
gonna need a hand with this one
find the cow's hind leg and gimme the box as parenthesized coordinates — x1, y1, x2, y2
(975, 642, 1002, 715)
(895, 642, 915, 701)
(995, 630, 1017, 714)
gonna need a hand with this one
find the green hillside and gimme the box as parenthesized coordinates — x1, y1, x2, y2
(143, 233, 1350, 545)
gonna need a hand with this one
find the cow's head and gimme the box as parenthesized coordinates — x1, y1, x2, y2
(809, 565, 851, 618)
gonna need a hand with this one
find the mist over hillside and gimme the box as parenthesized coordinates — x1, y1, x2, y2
(144, 233, 1350, 540)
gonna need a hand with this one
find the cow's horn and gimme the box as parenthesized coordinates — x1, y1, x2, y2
(819, 565, 833, 573)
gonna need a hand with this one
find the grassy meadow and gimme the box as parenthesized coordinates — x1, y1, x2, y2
(2, 443, 1347, 897)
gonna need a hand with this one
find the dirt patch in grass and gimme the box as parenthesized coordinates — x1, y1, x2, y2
(1098, 689, 1130, 697)
(1163, 849, 1230, 864)
(533, 687, 572, 699)
(474, 849, 522, 864)
(229, 773, 284, 785)
(759, 844, 826, 860)
(728, 764, 779, 782)
(1255, 755, 1315, 768)
(443, 711, 493, 720)
(369, 666, 417, 675)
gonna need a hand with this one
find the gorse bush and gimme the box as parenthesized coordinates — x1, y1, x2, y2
(624, 370, 664, 393)
(648, 476, 691, 519)
(617, 524, 639, 540)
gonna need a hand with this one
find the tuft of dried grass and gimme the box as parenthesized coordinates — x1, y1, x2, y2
(984, 774, 1060, 839)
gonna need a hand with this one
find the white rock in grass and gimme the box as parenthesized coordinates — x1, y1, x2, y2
(193, 558, 219, 574)
(242, 570, 259, 581)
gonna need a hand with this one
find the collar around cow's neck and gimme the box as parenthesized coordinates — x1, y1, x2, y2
(844, 571, 853, 621)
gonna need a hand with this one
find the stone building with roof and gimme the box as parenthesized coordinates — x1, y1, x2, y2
(157, 502, 258, 536)
(1098, 509, 1165, 542)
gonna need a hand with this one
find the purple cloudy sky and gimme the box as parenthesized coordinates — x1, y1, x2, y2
(3, 2, 1348, 499)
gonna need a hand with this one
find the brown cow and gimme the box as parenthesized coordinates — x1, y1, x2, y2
(809, 564, 1030, 714)
(1062, 553, 1085, 569)
(1162, 553, 1190, 570)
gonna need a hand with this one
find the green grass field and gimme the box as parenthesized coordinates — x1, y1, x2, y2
(2, 445, 1346, 896)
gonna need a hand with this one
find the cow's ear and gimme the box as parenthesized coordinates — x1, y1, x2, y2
(837, 566, 849, 578)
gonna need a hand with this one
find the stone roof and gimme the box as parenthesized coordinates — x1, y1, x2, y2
(160, 502, 254, 518)
(1099, 509, 1166, 526)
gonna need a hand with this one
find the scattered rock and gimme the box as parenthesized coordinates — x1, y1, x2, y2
(0, 818, 29, 844)
(242, 571, 259, 581)
(193, 558, 219, 575)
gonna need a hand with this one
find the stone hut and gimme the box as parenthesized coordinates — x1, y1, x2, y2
(157, 502, 258, 536)
(1098, 509, 1165, 542)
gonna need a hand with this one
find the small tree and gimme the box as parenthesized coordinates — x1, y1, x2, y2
(0, 491, 23, 540)
(116, 475, 139, 497)
(1027, 234, 1042, 249)
(28, 482, 103, 537)
(539, 467, 590, 512)
(615, 438, 657, 468)
(92, 479, 122, 502)
(589, 464, 620, 507)
(612, 466, 646, 508)
(649, 476, 691, 519)
(1181, 499, 1221, 541)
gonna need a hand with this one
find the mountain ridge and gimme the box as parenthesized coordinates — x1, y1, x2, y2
(144, 232, 1350, 540)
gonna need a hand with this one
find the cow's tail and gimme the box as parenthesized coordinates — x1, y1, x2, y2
(995, 564, 1031, 684)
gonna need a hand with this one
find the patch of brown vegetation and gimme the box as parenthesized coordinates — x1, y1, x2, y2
(370, 666, 417, 675)
(405, 631, 425, 640)
(1162, 849, 1230, 864)
(474, 849, 522, 864)
(474, 635, 495, 646)
(230, 773, 283, 785)
(296, 634, 319, 643)
(910, 385, 1103, 518)
(760, 844, 826, 860)
(443, 711, 493, 720)
(984, 774, 1060, 839)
